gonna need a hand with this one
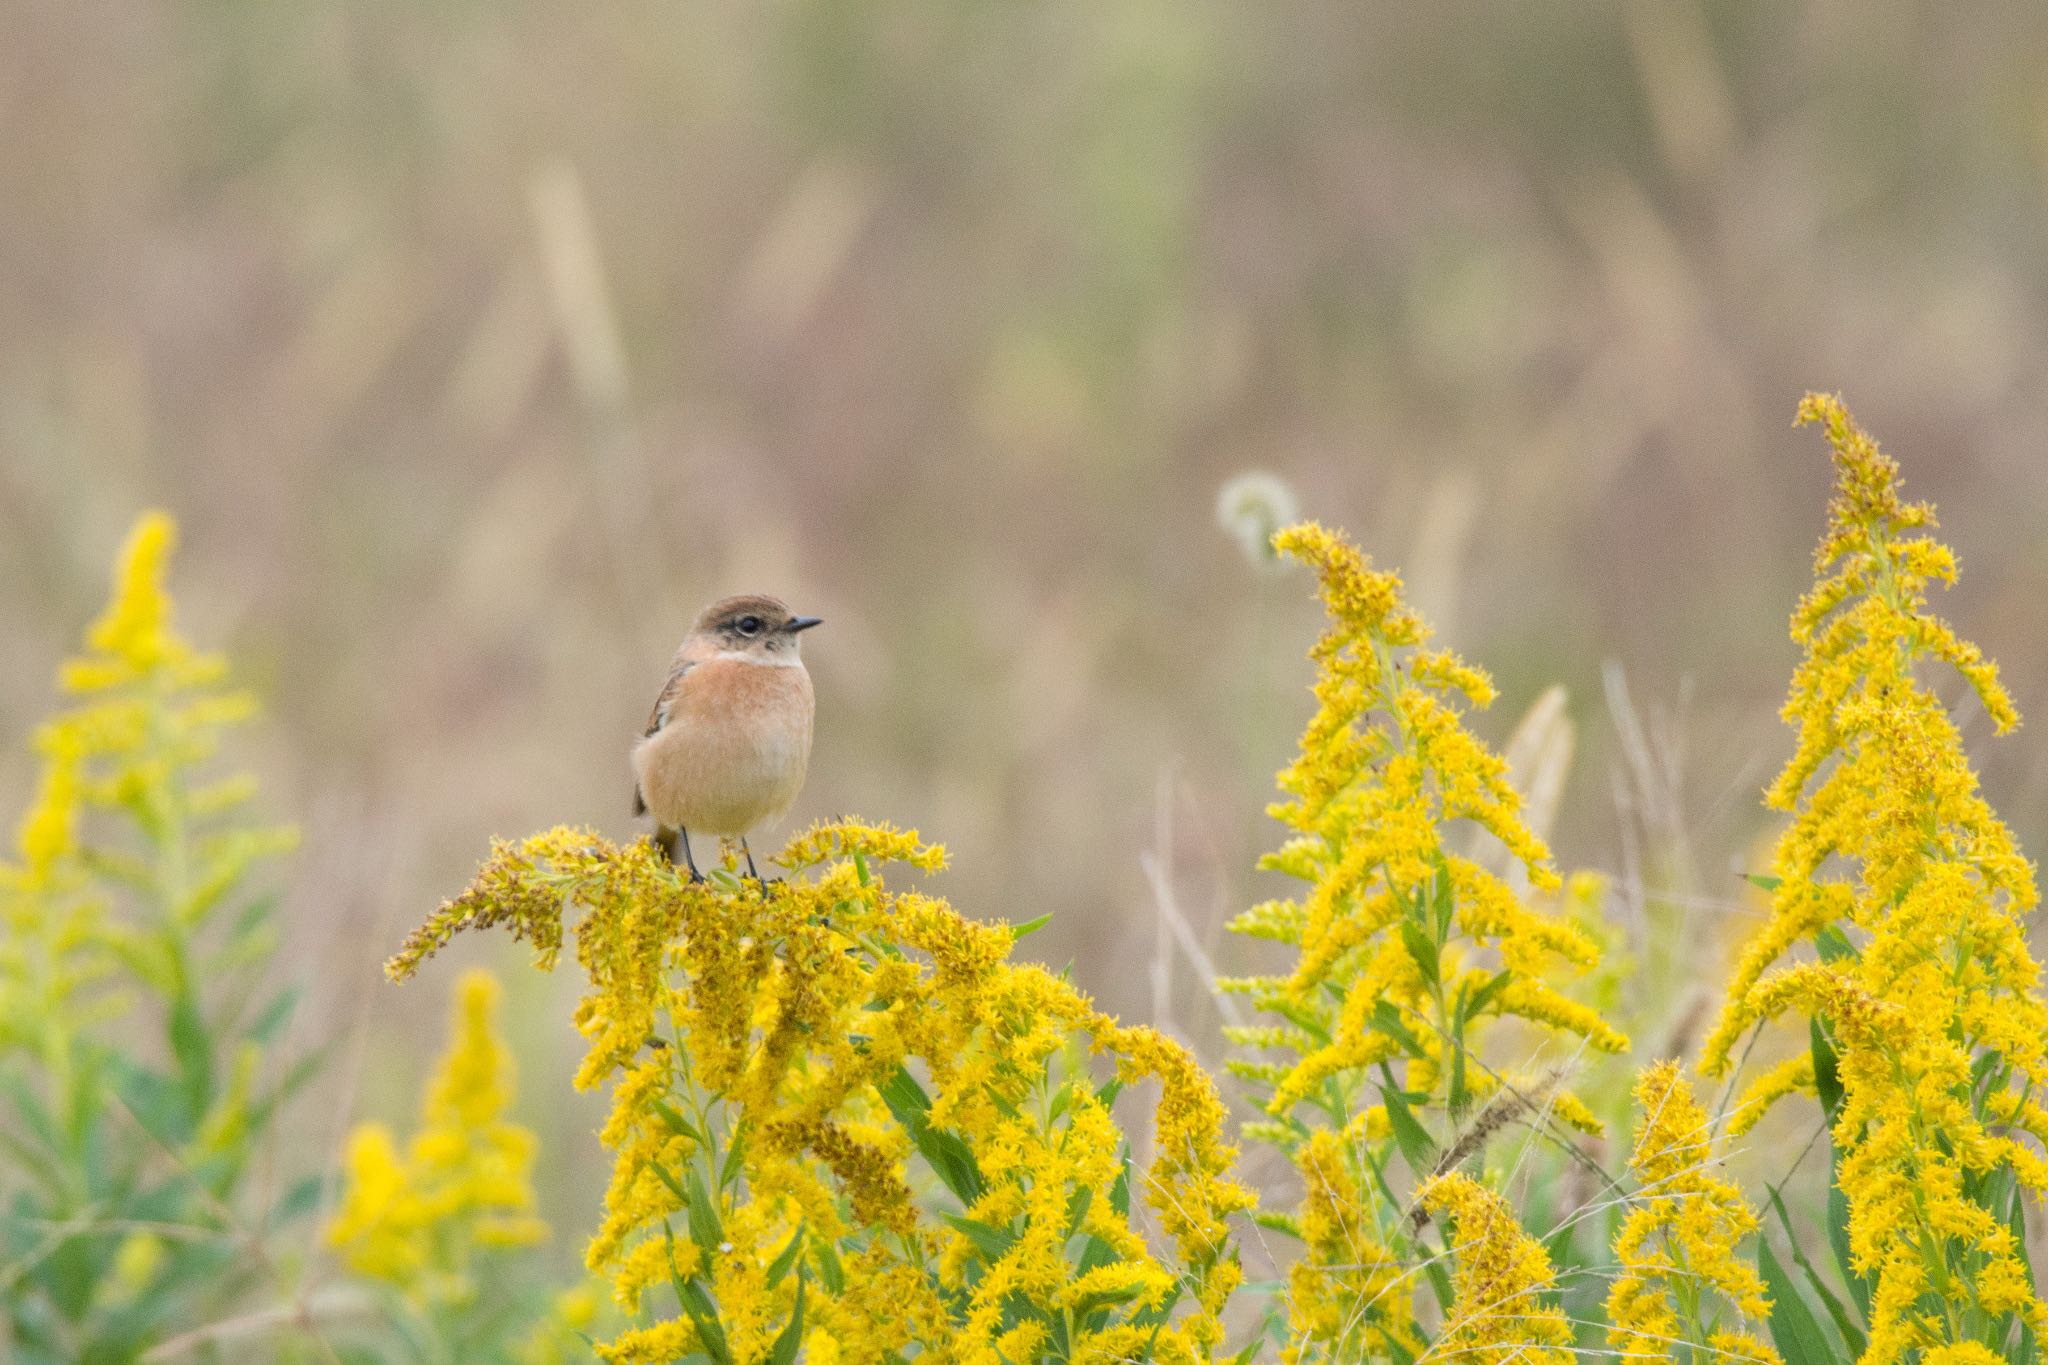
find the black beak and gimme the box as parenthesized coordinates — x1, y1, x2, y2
(786, 616, 824, 633)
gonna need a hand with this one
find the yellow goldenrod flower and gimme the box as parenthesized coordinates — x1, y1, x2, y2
(1703, 395, 2048, 1362)
(1418, 1172, 1573, 1363)
(1606, 1062, 1781, 1364)
(59, 511, 227, 694)
(1282, 1129, 1421, 1363)
(2, 506, 289, 1080)
(0, 510, 310, 1359)
(1228, 525, 1624, 1127)
(329, 969, 547, 1305)
(390, 820, 1252, 1362)
(1221, 521, 1625, 1360)
(1725, 1051, 1812, 1139)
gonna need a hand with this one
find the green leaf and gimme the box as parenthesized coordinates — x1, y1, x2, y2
(1542, 1222, 1576, 1281)
(1269, 996, 1332, 1043)
(1463, 969, 1513, 1022)
(1071, 1277, 1150, 1319)
(768, 1273, 806, 1365)
(2011, 1185, 2038, 1365)
(720, 1130, 747, 1189)
(107, 1058, 189, 1147)
(226, 890, 282, 943)
(812, 1238, 845, 1295)
(169, 993, 213, 1120)
(879, 1065, 932, 1118)
(1398, 918, 1440, 989)
(272, 1172, 327, 1225)
(1815, 925, 1857, 964)
(1430, 855, 1456, 939)
(1074, 1234, 1117, 1284)
(1746, 873, 1784, 893)
(764, 1225, 806, 1288)
(652, 1101, 704, 1145)
(1369, 1001, 1428, 1059)
(1768, 1188, 1864, 1359)
(650, 1160, 689, 1204)
(1007, 913, 1053, 940)
(1377, 1074, 1436, 1173)
(1, 1072, 63, 1156)
(1048, 1080, 1075, 1122)
(242, 985, 299, 1045)
(1065, 1184, 1093, 1237)
(1809, 1018, 1843, 1119)
(880, 1067, 985, 1206)
(1126, 1279, 1185, 1329)
(944, 1215, 1017, 1261)
(1249, 1211, 1304, 1241)
(1759, 1235, 1839, 1365)
(677, 1275, 733, 1365)
(685, 1165, 725, 1262)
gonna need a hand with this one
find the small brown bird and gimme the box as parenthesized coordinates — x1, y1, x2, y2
(632, 594, 820, 881)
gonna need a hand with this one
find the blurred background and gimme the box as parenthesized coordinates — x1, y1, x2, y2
(5, 0, 2048, 1250)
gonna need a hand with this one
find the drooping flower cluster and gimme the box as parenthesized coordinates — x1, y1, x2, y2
(1704, 394, 2048, 1362)
(1220, 522, 1626, 1359)
(390, 820, 1252, 1364)
(1606, 1062, 1780, 1364)
(329, 969, 548, 1303)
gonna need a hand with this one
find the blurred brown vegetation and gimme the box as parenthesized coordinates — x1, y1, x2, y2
(5, 0, 2048, 1250)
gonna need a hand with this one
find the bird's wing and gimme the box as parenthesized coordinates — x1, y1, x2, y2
(632, 657, 696, 817)
(644, 657, 696, 736)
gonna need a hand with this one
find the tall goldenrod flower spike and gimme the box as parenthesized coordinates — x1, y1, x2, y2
(2, 508, 285, 1055)
(1706, 395, 2036, 1073)
(428, 970, 522, 1132)
(1702, 397, 2048, 1360)
(1228, 520, 1625, 1360)
(1231, 522, 1624, 1137)
(1789, 391, 2016, 738)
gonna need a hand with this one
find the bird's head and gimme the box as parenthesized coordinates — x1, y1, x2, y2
(689, 594, 822, 663)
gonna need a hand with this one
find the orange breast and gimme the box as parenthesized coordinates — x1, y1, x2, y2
(632, 659, 814, 835)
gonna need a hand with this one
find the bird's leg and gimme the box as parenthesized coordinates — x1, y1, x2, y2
(741, 836, 766, 886)
(662, 825, 705, 883)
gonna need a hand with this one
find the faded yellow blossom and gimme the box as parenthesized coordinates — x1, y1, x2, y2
(328, 970, 546, 1305)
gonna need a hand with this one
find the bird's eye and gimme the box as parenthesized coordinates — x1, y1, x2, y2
(737, 616, 763, 636)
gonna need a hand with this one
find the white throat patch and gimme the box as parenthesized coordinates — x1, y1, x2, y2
(716, 647, 804, 668)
